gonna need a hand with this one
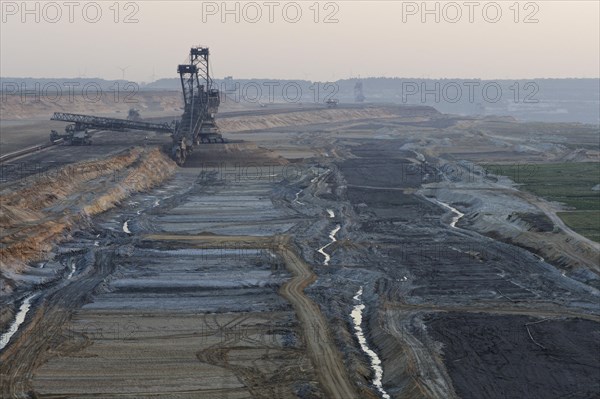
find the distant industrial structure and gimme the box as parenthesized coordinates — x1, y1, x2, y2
(49, 46, 224, 165)
(326, 98, 339, 108)
(354, 81, 365, 103)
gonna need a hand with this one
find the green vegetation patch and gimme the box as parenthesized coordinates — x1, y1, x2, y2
(485, 162, 599, 210)
(558, 211, 600, 242)
(485, 162, 600, 242)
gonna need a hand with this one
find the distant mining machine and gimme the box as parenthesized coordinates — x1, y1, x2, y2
(172, 46, 225, 165)
(48, 46, 224, 166)
(354, 80, 365, 103)
(50, 125, 92, 145)
(325, 98, 339, 108)
(50, 112, 174, 145)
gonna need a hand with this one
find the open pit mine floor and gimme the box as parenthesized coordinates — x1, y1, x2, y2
(1, 105, 599, 399)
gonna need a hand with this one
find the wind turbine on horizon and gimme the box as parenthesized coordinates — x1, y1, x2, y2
(116, 65, 130, 81)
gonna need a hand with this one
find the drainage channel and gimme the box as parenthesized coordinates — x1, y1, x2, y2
(317, 208, 340, 266)
(0, 293, 38, 352)
(351, 287, 391, 399)
(434, 199, 465, 228)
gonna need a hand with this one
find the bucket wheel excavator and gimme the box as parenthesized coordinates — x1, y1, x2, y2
(48, 46, 225, 166)
(172, 46, 225, 165)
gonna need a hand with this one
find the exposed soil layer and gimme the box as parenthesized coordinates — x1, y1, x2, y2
(0, 147, 176, 295)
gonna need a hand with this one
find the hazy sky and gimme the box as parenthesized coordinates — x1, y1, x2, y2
(1, 1, 599, 81)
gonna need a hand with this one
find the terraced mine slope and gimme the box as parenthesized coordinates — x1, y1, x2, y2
(1, 104, 598, 398)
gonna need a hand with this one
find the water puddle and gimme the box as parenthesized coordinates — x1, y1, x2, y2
(317, 225, 340, 265)
(0, 293, 37, 351)
(293, 190, 305, 205)
(311, 169, 330, 184)
(435, 200, 464, 228)
(67, 260, 76, 279)
(351, 287, 391, 399)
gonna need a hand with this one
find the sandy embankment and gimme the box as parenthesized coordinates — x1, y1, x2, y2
(0, 147, 176, 297)
(0, 91, 183, 120)
(219, 107, 434, 133)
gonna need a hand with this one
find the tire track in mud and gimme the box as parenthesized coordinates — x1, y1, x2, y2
(141, 233, 359, 398)
(0, 249, 117, 398)
(276, 237, 359, 399)
(197, 344, 305, 399)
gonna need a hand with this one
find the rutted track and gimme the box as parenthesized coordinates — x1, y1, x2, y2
(277, 237, 359, 399)
(0, 140, 60, 163)
(0, 249, 117, 398)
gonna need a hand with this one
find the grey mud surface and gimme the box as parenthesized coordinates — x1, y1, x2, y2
(1, 105, 598, 399)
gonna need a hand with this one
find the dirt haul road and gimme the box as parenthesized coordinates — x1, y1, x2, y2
(276, 237, 359, 399)
(144, 233, 360, 399)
